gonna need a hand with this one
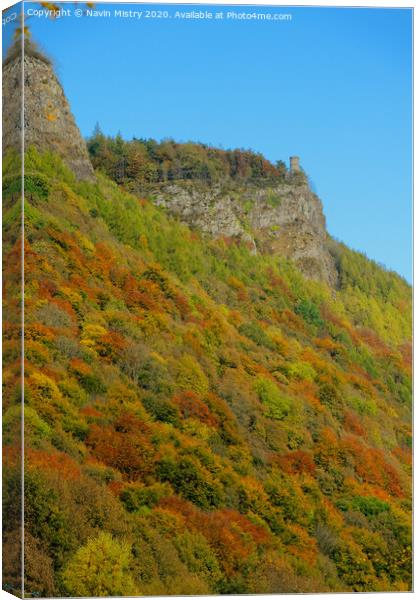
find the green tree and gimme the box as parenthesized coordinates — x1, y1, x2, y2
(254, 376, 291, 420)
(62, 532, 137, 596)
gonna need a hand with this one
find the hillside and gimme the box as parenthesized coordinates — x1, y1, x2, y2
(3, 143, 412, 596)
(87, 131, 338, 286)
(2, 42, 412, 598)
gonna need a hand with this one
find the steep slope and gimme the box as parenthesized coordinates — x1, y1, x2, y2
(88, 133, 338, 286)
(152, 178, 337, 286)
(3, 43, 412, 598)
(3, 41, 94, 181)
(3, 146, 412, 596)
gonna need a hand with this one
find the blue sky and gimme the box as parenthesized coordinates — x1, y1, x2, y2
(4, 3, 413, 281)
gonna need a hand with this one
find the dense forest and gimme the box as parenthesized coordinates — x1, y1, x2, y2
(87, 126, 292, 190)
(3, 144, 412, 596)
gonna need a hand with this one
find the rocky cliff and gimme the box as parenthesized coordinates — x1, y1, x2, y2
(151, 176, 338, 287)
(3, 41, 94, 181)
(4, 40, 337, 285)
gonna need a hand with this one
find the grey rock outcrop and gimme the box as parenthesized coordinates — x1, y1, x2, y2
(3, 41, 94, 181)
(152, 177, 338, 287)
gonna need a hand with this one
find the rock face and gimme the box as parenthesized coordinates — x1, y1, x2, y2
(3, 41, 94, 181)
(3, 41, 336, 285)
(152, 177, 338, 287)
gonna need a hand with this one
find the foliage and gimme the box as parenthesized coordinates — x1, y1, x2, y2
(61, 533, 137, 596)
(295, 299, 324, 328)
(2, 147, 411, 595)
(87, 126, 289, 188)
(254, 376, 292, 420)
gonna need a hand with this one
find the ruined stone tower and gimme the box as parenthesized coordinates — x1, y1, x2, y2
(289, 156, 300, 173)
(3, 40, 94, 181)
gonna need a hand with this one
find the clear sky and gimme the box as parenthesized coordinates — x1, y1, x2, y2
(4, 3, 413, 281)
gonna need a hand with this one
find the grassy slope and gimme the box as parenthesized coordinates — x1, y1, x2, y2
(3, 148, 412, 596)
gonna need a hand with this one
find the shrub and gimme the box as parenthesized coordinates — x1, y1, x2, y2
(238, 322, 276, 350)
(265, 192, 282, 208)
(141, 396, 179, 425)
(295, 299, 324, 328)
(156, 458, 223, 509)
(120, 483, 171, 512)
(173, 530, 222, 589)
(348, 395, 378, 417)
(352, 496, 390, 518)
(121, 343, 172, 394)
(172, 391, 218, 427)
(277, 450, 316, 476)
(86, 414, 156, 480)
(3, 174, 49, 201)
(35, 303, 73, 328)
(25, 175, 51, 200)
(284, 361, 316, 382)
(318, 382, 343, 412)
(254, 376, 291, 420)
(70, 359, 106, 395)
(4, 405, 51, 443)
(176, 355, 209, 395)
(61, 532, 137, 596)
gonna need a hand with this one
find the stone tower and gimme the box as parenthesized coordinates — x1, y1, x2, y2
(289, 156, 300, 173)
(3, 40, 94, 181)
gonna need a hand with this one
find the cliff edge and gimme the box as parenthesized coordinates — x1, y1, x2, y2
(3, 40, 94, 181)
(152, 175, 338, 287)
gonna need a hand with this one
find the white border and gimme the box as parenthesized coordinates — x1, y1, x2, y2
(0, 1, 414, 600)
